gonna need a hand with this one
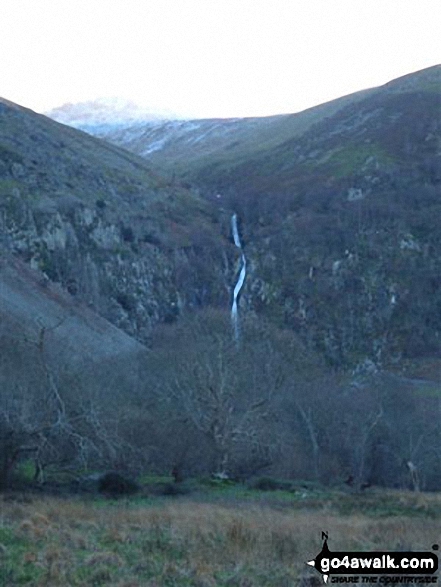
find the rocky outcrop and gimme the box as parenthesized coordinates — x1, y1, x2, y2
(0, 98, 232, 343)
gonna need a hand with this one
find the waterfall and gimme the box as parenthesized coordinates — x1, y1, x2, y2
(231, 213, 246, 341)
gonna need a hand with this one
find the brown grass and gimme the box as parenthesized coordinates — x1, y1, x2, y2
(0, 490, 439, 586)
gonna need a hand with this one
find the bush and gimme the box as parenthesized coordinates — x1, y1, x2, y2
(97, 472, 139, 496)
(121, 225, 135, 242)
(157, 482, 191, 496)
(247, 477, 294, 492)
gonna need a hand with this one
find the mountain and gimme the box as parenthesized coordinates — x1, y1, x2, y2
(191, 65, 441, 198)
(0, 97, 232, 346)
(3, 65, 441, 374)
(58, 66, 440, 184)
(45, 97, 178, 134)
(0, 97, 236, 484)
(1, 68, 441, 489)
(194, 66, 441, 372)
(62, 89, 375, 175)
(54, 65, 441, 373)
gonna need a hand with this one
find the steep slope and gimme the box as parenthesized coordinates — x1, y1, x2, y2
(68, 66, 439, 191)
(201, 66, 440, 371)
(70, 66, 441, 372)
(4, 66, 441, 373)
(1, 77, 440, 489)
(63, 67, 440, 184)
(0, 251, 144, 375)
(193, 65, 441, 198)
(0, 98, 232, 342)
(68, 88, 375, 177)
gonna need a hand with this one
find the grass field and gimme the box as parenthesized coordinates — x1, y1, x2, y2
(0, 487, 440, 586)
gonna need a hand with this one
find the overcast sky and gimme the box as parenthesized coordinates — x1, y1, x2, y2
(1, 0, 439, 118)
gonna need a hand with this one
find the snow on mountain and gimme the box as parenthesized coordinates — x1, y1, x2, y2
(89, 116, 267, 165)
(45, 97, 178, 132)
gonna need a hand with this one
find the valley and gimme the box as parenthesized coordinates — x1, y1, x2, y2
(1, 65, 440, 498)
(48, 65, 441, 373)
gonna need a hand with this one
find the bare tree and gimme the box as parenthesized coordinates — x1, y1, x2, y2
(145, 310, 290, 477)
(0, 318, 134, 490)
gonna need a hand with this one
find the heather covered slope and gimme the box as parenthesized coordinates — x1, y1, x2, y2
(0, 250, 145, 428)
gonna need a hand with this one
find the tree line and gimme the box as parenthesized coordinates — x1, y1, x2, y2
(1, 308, 440, 492)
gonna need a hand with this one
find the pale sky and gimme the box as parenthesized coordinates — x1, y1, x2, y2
(1, 0, 440, 119)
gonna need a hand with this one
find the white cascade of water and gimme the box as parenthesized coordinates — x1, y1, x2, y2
(231, 213, 246, 341)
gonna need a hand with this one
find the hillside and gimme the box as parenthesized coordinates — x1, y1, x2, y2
(59, 66, 440, 187)
(193, 65, 441, 199)
(65, 88, 375, 177)
(1, 69, 441, 490)
(0, 97, 238, 488)
(0, 250, 144, 404)
(61, 66, 441, 373)
(0, 97, 232, 343)
(212, 66, 441, 371)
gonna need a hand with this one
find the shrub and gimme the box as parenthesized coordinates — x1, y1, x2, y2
(247, 477, 294, 492)
(157, 482, 191, 496)
(97, 472, 139, 497)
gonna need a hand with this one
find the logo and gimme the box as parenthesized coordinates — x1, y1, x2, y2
(307, 533, 439, 584)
